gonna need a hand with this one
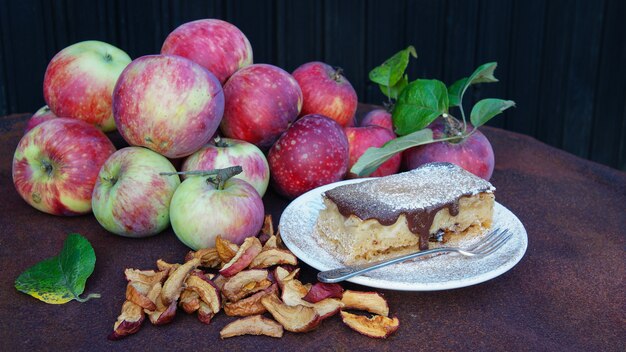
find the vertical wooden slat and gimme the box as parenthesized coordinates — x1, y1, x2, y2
(501, 0, 546, 133)
(3, 0, 49, 112)
(226, 0, 276, 64)
(280, 0, 323, 72)
(0, 0, 10, 115)
(405, 0, 447, 80)
(620, 101, 626, 170)
(535, 0, 574, 149)
(364, 0, 407, 105)
(589, 0, 626, 168)
(323, 0, 367, 100)
(473, 0, 514, 129)
(560, 0, 605, 159)
(442, 0, 479, 110)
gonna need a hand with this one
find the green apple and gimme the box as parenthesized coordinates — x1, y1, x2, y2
(92, 147, 180, 237)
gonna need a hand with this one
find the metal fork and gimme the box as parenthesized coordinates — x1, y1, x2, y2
(317, 228, 513, 283)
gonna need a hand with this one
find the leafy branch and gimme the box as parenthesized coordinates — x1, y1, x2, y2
(354, 48, 515, 177)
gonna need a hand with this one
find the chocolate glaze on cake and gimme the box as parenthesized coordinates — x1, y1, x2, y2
(323, 162, 495, 250)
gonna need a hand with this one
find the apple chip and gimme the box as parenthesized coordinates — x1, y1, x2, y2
(216, 236, 239, 263)
(220, 315, 284, 339)
(340, 311, 399, 339)
(249, 248, 298, 269)
(303, 282, 344, 303)
(219, 237, 262, 277)
(186, 271, 221, 314)
(222, 269, 271, 302)
(260, 293, 321, 333)
(185, 248, 221, 268)
(108, 300, 145, 340)
(224, 284, 278, 317)
(160, 258, 200, 305)
(341, 290, 389, 317)
(179, 289, 200, 314)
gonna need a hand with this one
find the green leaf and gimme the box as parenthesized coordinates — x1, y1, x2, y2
(351, 128, 434, 177)
(379, 74, 408, 100)
(392, 79, 448, 135)
(447, 78, 467, 107)
(15, 233, 99, 304)
(369, 46, 417, 87)
(470, 99, 516, 127)
(449, 62, 499, 108)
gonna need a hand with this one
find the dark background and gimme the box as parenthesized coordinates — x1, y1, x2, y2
(1, 0, 625, 170)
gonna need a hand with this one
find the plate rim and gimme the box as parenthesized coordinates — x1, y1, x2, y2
(278, 178, 528, 291)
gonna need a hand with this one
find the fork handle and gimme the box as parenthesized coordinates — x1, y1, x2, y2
(317, 247, 452, 283)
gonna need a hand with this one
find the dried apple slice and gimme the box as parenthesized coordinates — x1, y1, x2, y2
(220, 315, 284, 339)
(263, 235, 278, 249)
(108, 300, 145, 340)
(303, 282, 344, 303)
(216, 236, 239, 263)
(160, 258, 200, 305)
(280, 279, 343, 320)
(179, 289, 200, 314)
(148, 300, 177, 325)
(197, 301, 214, 324)
(249, 248, 298, 269)
(273, 266, 300, 291)
(222, 269, 271, 302)
(126, 282, 156, 311)
(257, 214, 274, 245)
(144, 282, 177, 325)
(186, 271, 221, 314)
(124, 268, 168, 284)
(155, 259, 180, 273)
(212, 274, 227, 291)
(341, 290, 389, 317)
(219, 237, 263, 277)
(185, 248, 222, 268)
(223, 284, 278, 317)
(260, 293, 321, 333)
(340, 311, 399, 339)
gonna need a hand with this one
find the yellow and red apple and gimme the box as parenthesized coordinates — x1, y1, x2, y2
(91, 147, 181, 238)
(12, 118, 116, 215)
(43, 40, 131, 132)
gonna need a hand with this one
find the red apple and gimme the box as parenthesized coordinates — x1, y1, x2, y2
(220, 64, 303, 149)
(345, 126, 400, 178)
(170, 174, 265, 250)
(268, 114, 349, 199)
(292, 62, 357, 127)
(25, 105, 57, 133)
(361, 108, 393, 132)
(12, 118, 116, 215)
(113, 54, 224, 158)
(161, 19, 253, 84)
(43, 40, 132, 132)
(182, 137, 270, 197)
(403, 118, 495, 180)
(91, 147, 181, 237)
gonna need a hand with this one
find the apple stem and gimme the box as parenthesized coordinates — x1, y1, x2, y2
(214, 135, 229, 148)
(160, 166, 243, 190)
(383, 101, 394, 113)
(75, 292, 101, 303)
(332, 67, 344, 82)
(442, 113, 466, 142)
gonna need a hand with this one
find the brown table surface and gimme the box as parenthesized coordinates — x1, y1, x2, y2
(0, 107, 624, 351)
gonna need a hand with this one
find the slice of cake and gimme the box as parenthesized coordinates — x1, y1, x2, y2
(315, 162, 495, 264)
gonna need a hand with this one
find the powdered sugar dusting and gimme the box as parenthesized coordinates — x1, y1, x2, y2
(279, 178, 527, 291)
(325, 162, 495, 221)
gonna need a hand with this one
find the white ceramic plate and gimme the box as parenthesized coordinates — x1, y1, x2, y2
(279, 179, 528, 291)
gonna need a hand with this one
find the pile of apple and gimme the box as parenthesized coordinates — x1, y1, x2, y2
(12, 18, 403, 249)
